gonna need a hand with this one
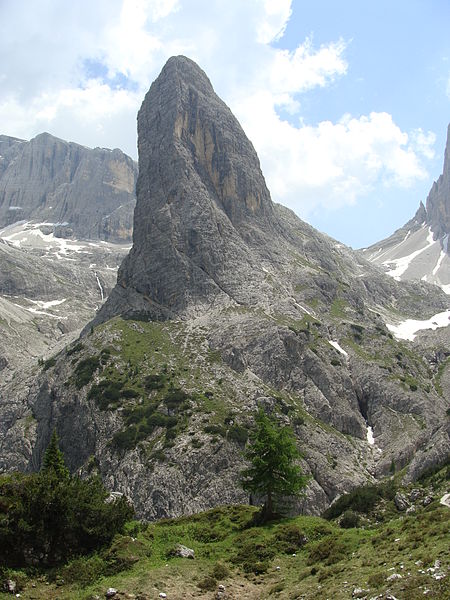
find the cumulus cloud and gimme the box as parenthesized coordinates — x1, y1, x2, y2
(255, 0, 292, 43)
(237, 104, 433, 216)
(0, 0, 436, 217)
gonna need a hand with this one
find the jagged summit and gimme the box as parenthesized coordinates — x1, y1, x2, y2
(363, 123, 450, 291)
(96, 55, 280, 322)
(138, 55, 274, 223)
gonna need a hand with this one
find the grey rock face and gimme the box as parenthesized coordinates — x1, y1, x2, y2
(426, 124, 450, 240)
(172, 544, 195, 559)
(96, 55, 278, 323)
(0, 132, 137, 242)
(0, 223, 129, 381)
(394, 492, 410, 511)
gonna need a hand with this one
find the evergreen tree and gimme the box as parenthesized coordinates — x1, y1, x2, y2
(241, 408, 308, 522)
(41, 429, 70, 480)
(0, 431, 134, 567)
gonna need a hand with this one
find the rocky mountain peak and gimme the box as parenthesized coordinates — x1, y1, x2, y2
(425, 123, 450, 241)
(412, 201, 427, 226)
(137, 55, 274, 224)
(3, 58, 450, 522)
(98, 56, 278, 322)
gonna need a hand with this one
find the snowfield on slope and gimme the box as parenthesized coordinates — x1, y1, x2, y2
(387, 309, 450, 341)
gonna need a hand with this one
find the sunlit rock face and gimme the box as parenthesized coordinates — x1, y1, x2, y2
(426, 124, 450, 240)
(99, 55, 282, 322)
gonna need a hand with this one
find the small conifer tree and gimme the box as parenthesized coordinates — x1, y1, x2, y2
(41, 429, 70, 480)
(240, 408, 308, 522)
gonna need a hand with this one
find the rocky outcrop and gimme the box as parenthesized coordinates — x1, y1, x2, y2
(0, 132, 137, 242)
(0, 221, 130, 390)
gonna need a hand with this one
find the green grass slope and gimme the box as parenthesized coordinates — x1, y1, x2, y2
(1, 466, 448, 600)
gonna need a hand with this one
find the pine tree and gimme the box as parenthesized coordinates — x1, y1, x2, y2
(41, 429, 70, 480)
(240, 408, 308, 522)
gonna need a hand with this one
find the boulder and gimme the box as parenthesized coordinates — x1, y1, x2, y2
(352, 587, 369, 598)
(409, 488, 421, 502)
(394, 492, 409, 511)
(4, 580, 16, 593)
(172, 544, 195, 559)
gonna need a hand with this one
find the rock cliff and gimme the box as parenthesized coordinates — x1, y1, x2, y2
(426, 124, 450, 239)
(0, 132, 137, 242)
(2, 57, 449, 521)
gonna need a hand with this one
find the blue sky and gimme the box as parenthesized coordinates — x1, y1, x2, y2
(279, 1, 450, 246)
(0, 0, 448, 248)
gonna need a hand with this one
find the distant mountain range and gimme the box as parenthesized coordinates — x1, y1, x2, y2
(0, 132, 137, 242)
(362, 125, 450, 294)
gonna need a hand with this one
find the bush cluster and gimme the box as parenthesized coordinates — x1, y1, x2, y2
(227, 424, 248, 445)
(112, 387, 191, 451)
(323, 481, 396, 520)
(73, 355, 101, 389)
(273, 523, 307, 553)
(88, 378, 139, 410)
(0, 472, 133, 568)
(232, 531, 276, 573)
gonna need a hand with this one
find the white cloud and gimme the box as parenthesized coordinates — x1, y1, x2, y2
(409, 129, 436, 160)
(267, 38, 347, 96)
(0, 83, 140, 155)
(255, 0, 292, 43)
(236, 104, 432, 215)
(0, 0, 436, 219)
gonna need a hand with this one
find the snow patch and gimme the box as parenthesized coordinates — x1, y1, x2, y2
(383, 228, 435, 280)
(432, 251, 446, 276)
(13, 303, 63, 319)
(294, 302, 312, 316)
(26, 298, 66, 309)
(366, 426, 375, 445)
(0, 221, 87, 259)
(375, 229, 414, 263)
(94, 272, 105, 301)
(386, 309, 450, 341)
(328, 340, 348, 357)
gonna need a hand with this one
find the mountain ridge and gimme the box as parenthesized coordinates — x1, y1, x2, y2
(0, 132, 137, 242)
